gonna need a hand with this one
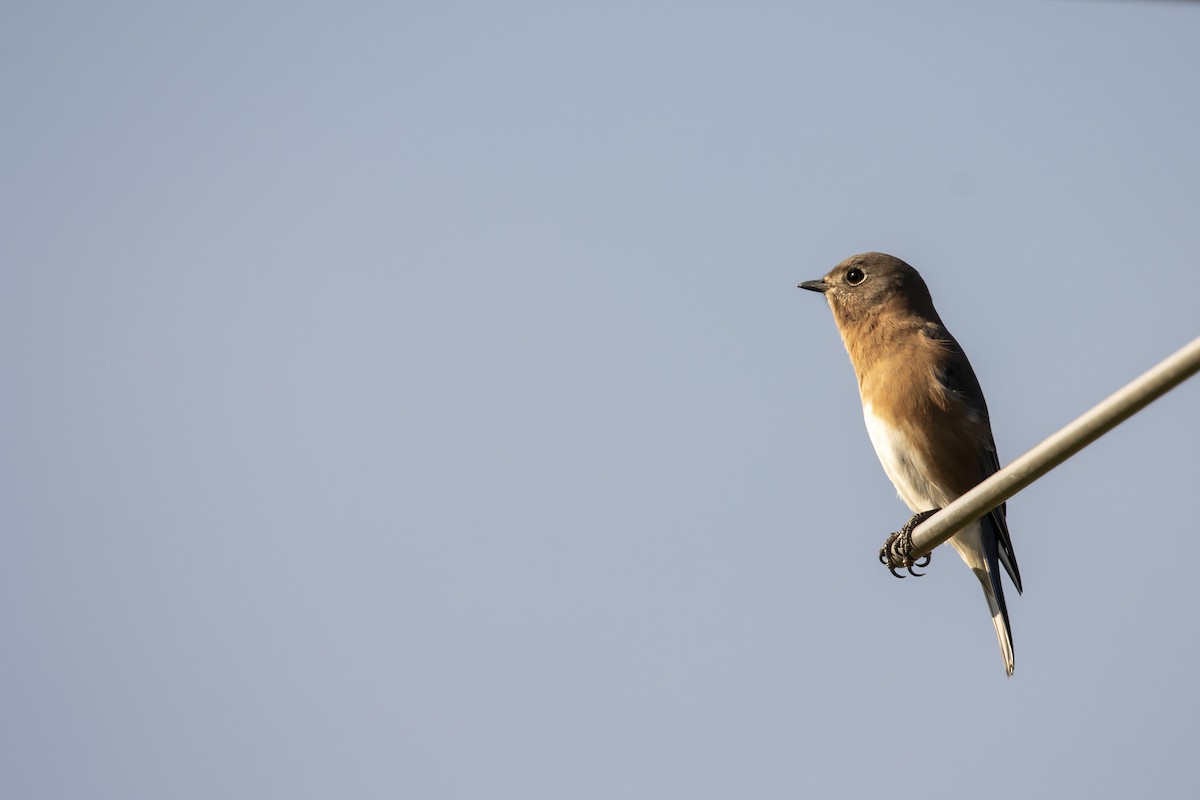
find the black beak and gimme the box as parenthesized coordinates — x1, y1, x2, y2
(798, 279, 828, 293)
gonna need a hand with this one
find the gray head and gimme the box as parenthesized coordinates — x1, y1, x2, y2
(798, 252, 941, 326)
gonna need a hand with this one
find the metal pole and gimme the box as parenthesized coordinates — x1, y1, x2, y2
(904, 335, 1200, 560)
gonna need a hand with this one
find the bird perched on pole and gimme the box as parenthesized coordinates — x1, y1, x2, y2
(798, 252, 1023, 676)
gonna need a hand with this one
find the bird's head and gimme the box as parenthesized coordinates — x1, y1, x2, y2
(799, 252, 938, 326)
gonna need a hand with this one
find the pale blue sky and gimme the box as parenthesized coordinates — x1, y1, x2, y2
(3, 2, 1200, 798)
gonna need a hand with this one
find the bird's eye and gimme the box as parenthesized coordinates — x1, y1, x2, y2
(846, 267, 865, 285)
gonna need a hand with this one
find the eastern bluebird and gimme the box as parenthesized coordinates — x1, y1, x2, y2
(800, 252, 1023, 676)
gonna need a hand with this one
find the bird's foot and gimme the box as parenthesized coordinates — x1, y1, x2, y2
(878, 509, 940, 578)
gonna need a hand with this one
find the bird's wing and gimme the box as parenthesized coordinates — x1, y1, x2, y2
(925, 323, 1023, 594)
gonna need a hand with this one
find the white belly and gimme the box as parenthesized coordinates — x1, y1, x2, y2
(862, 403, 952, 512)
(862, 403, 983, 571)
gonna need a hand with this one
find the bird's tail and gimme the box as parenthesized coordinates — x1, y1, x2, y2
(978, 565, 1015, 677)
(952, 519, 1015, 677)
(977, 514, 1014, 677)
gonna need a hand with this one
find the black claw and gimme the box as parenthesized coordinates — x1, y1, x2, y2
(878, 509, 941, 578)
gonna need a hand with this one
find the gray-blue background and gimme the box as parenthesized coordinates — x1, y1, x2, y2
(4, 2, 1198, 797)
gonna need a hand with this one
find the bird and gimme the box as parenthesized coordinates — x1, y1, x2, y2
(798, 252, 1023, 676)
